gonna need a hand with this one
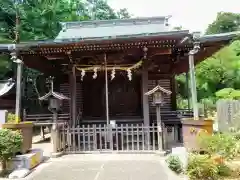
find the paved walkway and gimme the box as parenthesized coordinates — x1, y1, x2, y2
(25, 154, 180, 180)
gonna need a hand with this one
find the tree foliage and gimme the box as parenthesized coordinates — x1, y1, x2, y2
(215, 88, 240, 100)
(206, 12, 240, 34)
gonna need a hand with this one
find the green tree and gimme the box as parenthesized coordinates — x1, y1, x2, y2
(206, 12, 240, 34)
(197, 12, 240, 101)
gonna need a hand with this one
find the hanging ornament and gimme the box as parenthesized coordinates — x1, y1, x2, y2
(127, 68, 132, 81)
(81, 69, 85, 81)
(111, 68, 115, 80)
(93, 67, 98, 79)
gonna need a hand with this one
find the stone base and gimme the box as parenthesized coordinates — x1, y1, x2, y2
(7, 149, 43, 171)
(181, 118, 213, 151)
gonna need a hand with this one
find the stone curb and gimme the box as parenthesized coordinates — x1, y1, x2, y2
(59, 151, 166, 156)
(50, 151, 64, 158)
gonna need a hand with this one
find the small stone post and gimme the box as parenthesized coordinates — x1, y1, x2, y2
(156, 104, 163, 150)
(51, 112, 59, 153)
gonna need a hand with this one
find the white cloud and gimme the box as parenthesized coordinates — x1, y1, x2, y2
(108, 0, 240, 33)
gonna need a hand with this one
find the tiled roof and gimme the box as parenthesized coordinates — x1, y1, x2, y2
(55, 16, 171, 42)
(39, 91, 70, 101)
(199, 31, 240, 43)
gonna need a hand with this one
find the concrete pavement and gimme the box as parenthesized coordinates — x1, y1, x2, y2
(24, 154, 181, 180)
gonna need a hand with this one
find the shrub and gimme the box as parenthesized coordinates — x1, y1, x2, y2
(198, 132, 238, 159)
(0, 129, 22, 170)
(233, 131, 240, 140)
(187, 154, 219, 180)
(7, 113, 21, 123)
(217, 163, 231, 177)
(166, 155, 183, 174)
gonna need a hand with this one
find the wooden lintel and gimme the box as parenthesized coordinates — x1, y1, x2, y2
(148, 73, 172, 79)
(148, 48, 172, 57)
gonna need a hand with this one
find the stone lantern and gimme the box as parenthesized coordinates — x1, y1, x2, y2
(145, 85, 172, 150)
(39, 77, 69, 155)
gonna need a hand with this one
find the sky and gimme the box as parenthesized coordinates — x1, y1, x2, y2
(108, 0, 240, 33)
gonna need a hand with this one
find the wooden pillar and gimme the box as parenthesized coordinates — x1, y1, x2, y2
(170, 75, 177, 110)
(104, 53, 110, 125)
(142, 68, 150, 126)
(69, 65, 77, 127)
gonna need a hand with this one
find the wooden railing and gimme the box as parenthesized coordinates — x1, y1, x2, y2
(23, 109, 192, 126)
(23, 113, 70, 126)
(177, 109, 193, 117)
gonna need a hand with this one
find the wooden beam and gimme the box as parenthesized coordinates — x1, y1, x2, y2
(173, 45, 223, 74)
(22, 55, 61, 75)
(170, 75, 177, 110)
(69, 65, 77, 127)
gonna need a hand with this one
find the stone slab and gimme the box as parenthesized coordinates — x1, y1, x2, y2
(8, 168, 30, 179)
(7, 149, 43, 171)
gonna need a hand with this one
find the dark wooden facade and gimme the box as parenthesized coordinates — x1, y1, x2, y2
(58, 73, 175, 124)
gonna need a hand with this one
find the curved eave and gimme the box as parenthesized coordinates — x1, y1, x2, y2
(28, 30, 190, 49)
(173, 31, 240, 74)
(174, 42, 235, 74)
(0, 30, 191, 53)
(199, 31, 240, 43)
(0, 44, 11, 52)
(0, 79, 15, 97)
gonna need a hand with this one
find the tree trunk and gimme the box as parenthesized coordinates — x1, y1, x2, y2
(0, 160, 7, 175)
(1, 160, 6, 170)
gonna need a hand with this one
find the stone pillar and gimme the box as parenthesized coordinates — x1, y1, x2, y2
(189, 41, 200, 119)
(156, 105, 163, 150)
(51, 113, 59, 154)
(185, 72, 191, 110)
(10, 50, 23, 122)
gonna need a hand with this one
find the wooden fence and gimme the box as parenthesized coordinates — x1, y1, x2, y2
(58, 123, 180, 153)
(217, 100, 240, 132)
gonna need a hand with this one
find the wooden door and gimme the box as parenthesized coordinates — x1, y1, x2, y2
(82, 76, 105, 118)
(108, 75, 142, 118)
